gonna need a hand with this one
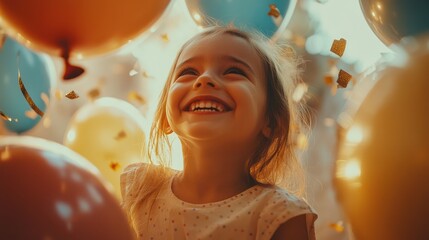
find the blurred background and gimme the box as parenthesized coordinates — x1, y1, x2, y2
(1, 0, 428, 239)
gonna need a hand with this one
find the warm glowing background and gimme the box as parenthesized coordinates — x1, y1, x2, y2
(0, 0, 395, 239)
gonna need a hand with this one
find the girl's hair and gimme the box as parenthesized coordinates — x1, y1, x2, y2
(122, 25, 310, 233)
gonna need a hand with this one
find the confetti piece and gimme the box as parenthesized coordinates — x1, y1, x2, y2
(129, 69, 139, 77)
(18, 65, 44, 117)
(115, 130, 127, 140)
(128, 91, 146, 105)
(161, 34, 169, 42)
(65, 90, 79, 99)
(324, 75, 334, 85)
(330, 38, 347, 57)
(337, 69, 352, 88)
(110, 162, 120, 171)
(55, 89, 63, 100)
(268, 4, 281, 18)
(329, 221, 345, 232)
(87, 88, 100, 100)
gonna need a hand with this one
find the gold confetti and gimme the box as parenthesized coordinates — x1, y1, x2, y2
(115, 130, 127, 140)
(18, 65, 44, 117)
(55, 89, 63, 100)
(330, 38, 347, 57)
(110, 162, 120, 171)
(161, 33, 169, 42)
(65, 90, 79, 99)
(337, 69, 352, 88)
(329, 221, 345, 232)
(128, 91, 146, 105)
(268, 4, 281, 18)
(87, 88, 100, 100)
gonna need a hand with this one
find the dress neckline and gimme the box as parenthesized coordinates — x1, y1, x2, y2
(166, 172, 262, 208)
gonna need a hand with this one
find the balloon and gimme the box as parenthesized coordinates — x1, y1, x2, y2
(0, 36, 55, 134)
(64, 97, 147, 200)
(360, 0, 429, 46)
(0, 0, 172, 79)
(185, 0, 296, 39)
(0, 136, 134, 240)
(334, 35, 429, 240)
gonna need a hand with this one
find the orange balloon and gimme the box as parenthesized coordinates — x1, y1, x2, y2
(0, 136, 134, 239)
(0, 0, 171, 79)
(334, 36, 429, 240)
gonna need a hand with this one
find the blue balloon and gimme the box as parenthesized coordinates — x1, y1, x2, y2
(0, 36, 53, 134)
(185, 0, 296, 38)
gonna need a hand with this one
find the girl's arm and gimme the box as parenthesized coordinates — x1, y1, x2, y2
(271, 215, 310, 240)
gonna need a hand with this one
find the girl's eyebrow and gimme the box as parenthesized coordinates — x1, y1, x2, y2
(221, 55, 255, 75)
(175, 55, 255, 75)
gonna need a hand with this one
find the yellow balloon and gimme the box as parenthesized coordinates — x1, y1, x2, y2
(64, 97, 147, 200)
(334, 36, 429, 240)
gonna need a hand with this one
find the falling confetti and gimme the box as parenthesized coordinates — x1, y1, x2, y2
(268, 4, 281, 18)
(55, 89, 63, 100)
(337, 69, 352, 88)
(330, 38, 347, 57)
(87, 88, 100, 100)
(110, 162, 120, 171)
(329, 221, 345, 233)
(65, 90, 79, 99)
(128, 91, 146, 105)
(161, 33, 169, 42)
(114, 130, 127, 140)
(18, 64, 44, 117)
(324, 75, 334, 85)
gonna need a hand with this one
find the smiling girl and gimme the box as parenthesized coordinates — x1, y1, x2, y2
(121, 26, 317, 240)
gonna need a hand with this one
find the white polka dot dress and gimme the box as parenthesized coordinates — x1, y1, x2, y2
(121, 163, 317, 240)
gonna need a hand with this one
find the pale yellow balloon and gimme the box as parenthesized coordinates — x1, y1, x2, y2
(64, 97, 147, 200)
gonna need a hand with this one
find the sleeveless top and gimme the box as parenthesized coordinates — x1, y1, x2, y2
(121, 163, 318, 240)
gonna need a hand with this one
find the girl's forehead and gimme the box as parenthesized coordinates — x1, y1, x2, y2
(177, 33, 263, 68)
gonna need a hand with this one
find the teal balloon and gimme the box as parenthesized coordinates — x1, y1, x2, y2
(185, 0, 296, 38)
(360, 0, 429, 46)
(0, 36, 52, 134)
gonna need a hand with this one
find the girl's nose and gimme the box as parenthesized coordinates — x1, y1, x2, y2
(193, 74, 218, 89)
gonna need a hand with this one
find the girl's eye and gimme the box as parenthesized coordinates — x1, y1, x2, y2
(178, 68, 199, 76)
(224, 67, 247, 77)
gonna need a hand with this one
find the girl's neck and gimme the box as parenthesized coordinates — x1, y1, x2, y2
(172, 142, 256, 204)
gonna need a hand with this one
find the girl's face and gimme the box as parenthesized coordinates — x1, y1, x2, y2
(166, 33, 268, 146)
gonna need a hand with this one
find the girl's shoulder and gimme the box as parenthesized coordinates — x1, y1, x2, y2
(254, 185, 318, 239)
(120, 162, 175, 200)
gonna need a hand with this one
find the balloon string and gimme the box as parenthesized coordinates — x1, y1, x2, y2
(60, 40, 85, 80)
